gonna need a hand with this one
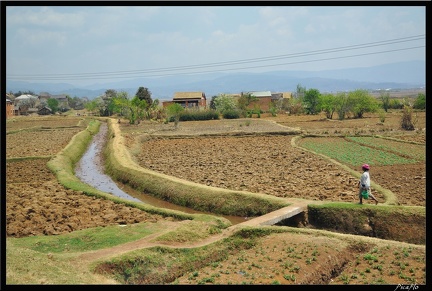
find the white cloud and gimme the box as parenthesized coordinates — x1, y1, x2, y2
(16, 28, 67, 47)
(5, 5, 425, 84)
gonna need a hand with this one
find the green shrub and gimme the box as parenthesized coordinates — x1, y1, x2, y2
(168, 110, 220, 122)
(222, 110, 240, 119)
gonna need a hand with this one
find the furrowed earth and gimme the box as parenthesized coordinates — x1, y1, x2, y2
(5, 111, 426, 285)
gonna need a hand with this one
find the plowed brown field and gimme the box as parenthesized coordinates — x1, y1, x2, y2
(123, 112, 425, 207)
(5, 111, 426, 285)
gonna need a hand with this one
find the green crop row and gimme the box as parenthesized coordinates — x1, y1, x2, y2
(346, 136, 425, 162)
(298, 137, 419, 167)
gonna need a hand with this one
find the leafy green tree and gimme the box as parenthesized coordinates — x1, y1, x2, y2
(111, 91, 130, 117)
(303, 88, 321, 115)
(47, 98, 59, 113)
(213, 94, 237, 115)
(334, 92, 350, 120)
(413, 93, 425, 110)
(379, 91, 391, 112)
(136, 87, 152, 106)
(84, 99, 99, 115)
(348, 89, 378, 118)
(166, 103, 184, 128)
(96, 89, 120, 116)
(389, 98, 403, 109)
(319, 93, 337, 119)
(113, 95, 147, 124)
(131, 96, 148, 123)
(209, 96, 218, 110)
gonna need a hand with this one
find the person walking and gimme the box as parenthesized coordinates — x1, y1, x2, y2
(358, 163, 379, 205)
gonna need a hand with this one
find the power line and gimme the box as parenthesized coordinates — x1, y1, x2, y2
(8, 35, 425, 81)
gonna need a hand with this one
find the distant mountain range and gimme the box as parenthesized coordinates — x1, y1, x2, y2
(6, 60, 425, 101)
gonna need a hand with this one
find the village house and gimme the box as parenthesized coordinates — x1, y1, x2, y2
(38, 92, 70, 110)
(162, 92, 207, 109)
(50, 94, 70, 110)
(271, 91, 292, 101)
(38, 92, 52, 103)
(5, 98, 14, 118)
(38, 106, 52, 115)
(13, 105, 22, 116)
(224, 91, 292, 113)
(243, 91, 273, 112)
(14, 94, 38, 105)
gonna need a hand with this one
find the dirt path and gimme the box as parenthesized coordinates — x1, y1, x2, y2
(73, 197, 322, 265)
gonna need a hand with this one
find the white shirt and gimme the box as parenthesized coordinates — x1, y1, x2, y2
(359, 171, 370, 188)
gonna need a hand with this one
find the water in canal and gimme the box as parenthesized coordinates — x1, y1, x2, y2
(74, 122, 246, 225)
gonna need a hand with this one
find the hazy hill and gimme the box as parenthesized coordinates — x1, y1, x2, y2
(6, 60, 425, 100)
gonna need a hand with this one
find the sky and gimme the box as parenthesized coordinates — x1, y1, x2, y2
(5, 4, 426, 87)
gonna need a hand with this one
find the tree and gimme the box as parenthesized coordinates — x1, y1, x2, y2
(213, 94, 237, 115)
(166, 103, 184, 128)
(84, 99, 99, 115)
(105, 89, 118, 99)
(209, 96, 218, 110)
(294, 84, 306, 99)
(348, 89, 378, 118)
(389, 98, 403, 109)
(237, 92, 258, 117)
(303, 88, 321, 115)
(334, 92, 349, 120)
(148, 99, 164, 121)
(14, 90, 35, 97)
(379, 91, 391, 112)
(287, 97, 304, 115)
(130, 96, 148, 123)
(96, 89, 119, 116)
(67, 96, 85, 110)
(319, 93, 337, 119)
(111, 91, 130, 117)
(47, 98, 59, 114)
(413, 93, 426, 110)
(135, 87, 152, 106)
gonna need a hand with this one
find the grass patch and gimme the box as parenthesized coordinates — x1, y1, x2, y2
(298, 136, 419, 166)
(8, 223, 162, 253)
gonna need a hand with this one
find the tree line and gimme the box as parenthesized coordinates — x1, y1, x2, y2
(8, 84, 425, 130)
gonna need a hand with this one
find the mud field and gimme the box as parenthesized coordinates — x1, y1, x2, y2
(5, 116, 174, 238)
(123, 112, 425, 207)
(5, 111, 426, 285)
(6, 112, 426, 236)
